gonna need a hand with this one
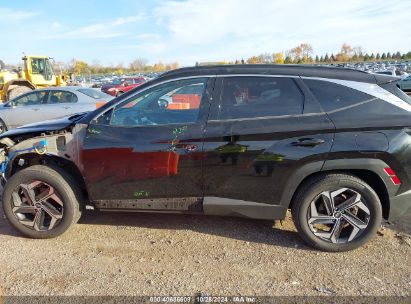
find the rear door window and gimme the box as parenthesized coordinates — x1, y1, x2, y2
(215, 77, 304, 120)
(304, 79, 374, 112)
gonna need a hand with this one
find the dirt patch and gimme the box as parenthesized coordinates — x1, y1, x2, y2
(0, 208, 410, 297)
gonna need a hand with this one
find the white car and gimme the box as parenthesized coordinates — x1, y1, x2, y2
(0, 87, 113, 133)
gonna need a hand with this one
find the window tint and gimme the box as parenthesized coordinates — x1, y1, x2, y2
(304, 79, 374, 112)
(218, 77, 304, 119)
(13, 91, 47, 106)
(217, 77, 304, 119)
(47, 91, 78, 104)
(380, 82, 411, 105)
(109, 78, 208, 127)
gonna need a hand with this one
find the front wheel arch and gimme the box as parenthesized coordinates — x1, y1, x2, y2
(6, 153, 89, 203)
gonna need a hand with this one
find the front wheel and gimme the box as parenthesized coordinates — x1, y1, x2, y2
(291, 173, 382, 252)
(2, 165, 82, 238)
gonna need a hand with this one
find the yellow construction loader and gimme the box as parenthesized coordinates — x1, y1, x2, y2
(0, 55, 67, 102)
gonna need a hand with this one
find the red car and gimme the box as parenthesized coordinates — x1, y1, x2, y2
(101, 77, 146, 97)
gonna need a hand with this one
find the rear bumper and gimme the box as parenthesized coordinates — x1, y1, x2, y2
(389, 189, 411, 220)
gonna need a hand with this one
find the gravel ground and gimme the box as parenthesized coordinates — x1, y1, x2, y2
(0, 206, 410, 298)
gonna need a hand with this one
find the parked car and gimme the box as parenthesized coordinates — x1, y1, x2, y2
(0, 87, 113, 133)
(101, 77, 146, 97)
(374, 69, 409, 77)
(398, 75, 411, 91)
(1, 65, 411, 252)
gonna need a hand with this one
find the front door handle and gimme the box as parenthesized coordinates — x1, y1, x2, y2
(292, 138, 325, 147)
(32, 108, 40, 111)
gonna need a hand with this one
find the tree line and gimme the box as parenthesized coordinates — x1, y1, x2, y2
(52, 42, 411, 75)
(237, 43, 411, 65)
(53, 58, 180, 75)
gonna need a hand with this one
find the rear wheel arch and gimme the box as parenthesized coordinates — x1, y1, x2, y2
(291, 172, 382, 251)
(285, 163, 391, 220)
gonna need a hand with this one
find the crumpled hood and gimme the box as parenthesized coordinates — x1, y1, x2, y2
(0, 112, 88, 140)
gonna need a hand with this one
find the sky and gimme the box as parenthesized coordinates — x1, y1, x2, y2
(1, 0, 411, 66)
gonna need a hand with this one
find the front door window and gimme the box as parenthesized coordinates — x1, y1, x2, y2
(108, 78, 208, 127)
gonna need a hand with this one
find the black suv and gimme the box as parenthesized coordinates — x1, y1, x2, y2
(1, 65, 411, 251)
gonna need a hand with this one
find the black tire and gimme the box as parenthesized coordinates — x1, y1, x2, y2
(291, 173, 382, 252)
(0, 119, 7, 134)
(2, 165, 82, 239)
(116, 91, 124, 97)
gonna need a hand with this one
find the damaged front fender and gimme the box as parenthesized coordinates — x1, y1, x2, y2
(0, 123, 87, 181)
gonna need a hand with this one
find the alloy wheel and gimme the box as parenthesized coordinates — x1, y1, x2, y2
(307, 188, 371, 243)
(11, 181, 64, 231)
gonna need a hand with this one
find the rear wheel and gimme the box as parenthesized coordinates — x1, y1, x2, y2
(291, 173, 382, 252)
(116, 91, 124, 97)
(7, 86, 32, 100)
(2, 165, 82, 238)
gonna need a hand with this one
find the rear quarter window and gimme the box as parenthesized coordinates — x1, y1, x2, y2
(304, 79, 374, 112)
(379, 82, 411, 105)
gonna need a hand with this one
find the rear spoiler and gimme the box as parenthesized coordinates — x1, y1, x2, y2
(373, 73, 401, 85)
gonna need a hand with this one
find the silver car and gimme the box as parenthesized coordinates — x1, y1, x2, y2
(0, 87, 113, 133)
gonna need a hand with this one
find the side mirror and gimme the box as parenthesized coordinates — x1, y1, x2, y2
(158, 99, 169, 109)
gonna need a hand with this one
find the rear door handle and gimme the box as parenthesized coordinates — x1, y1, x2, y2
(292, 138, 325, 147)
(32, 108, 40, 111)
